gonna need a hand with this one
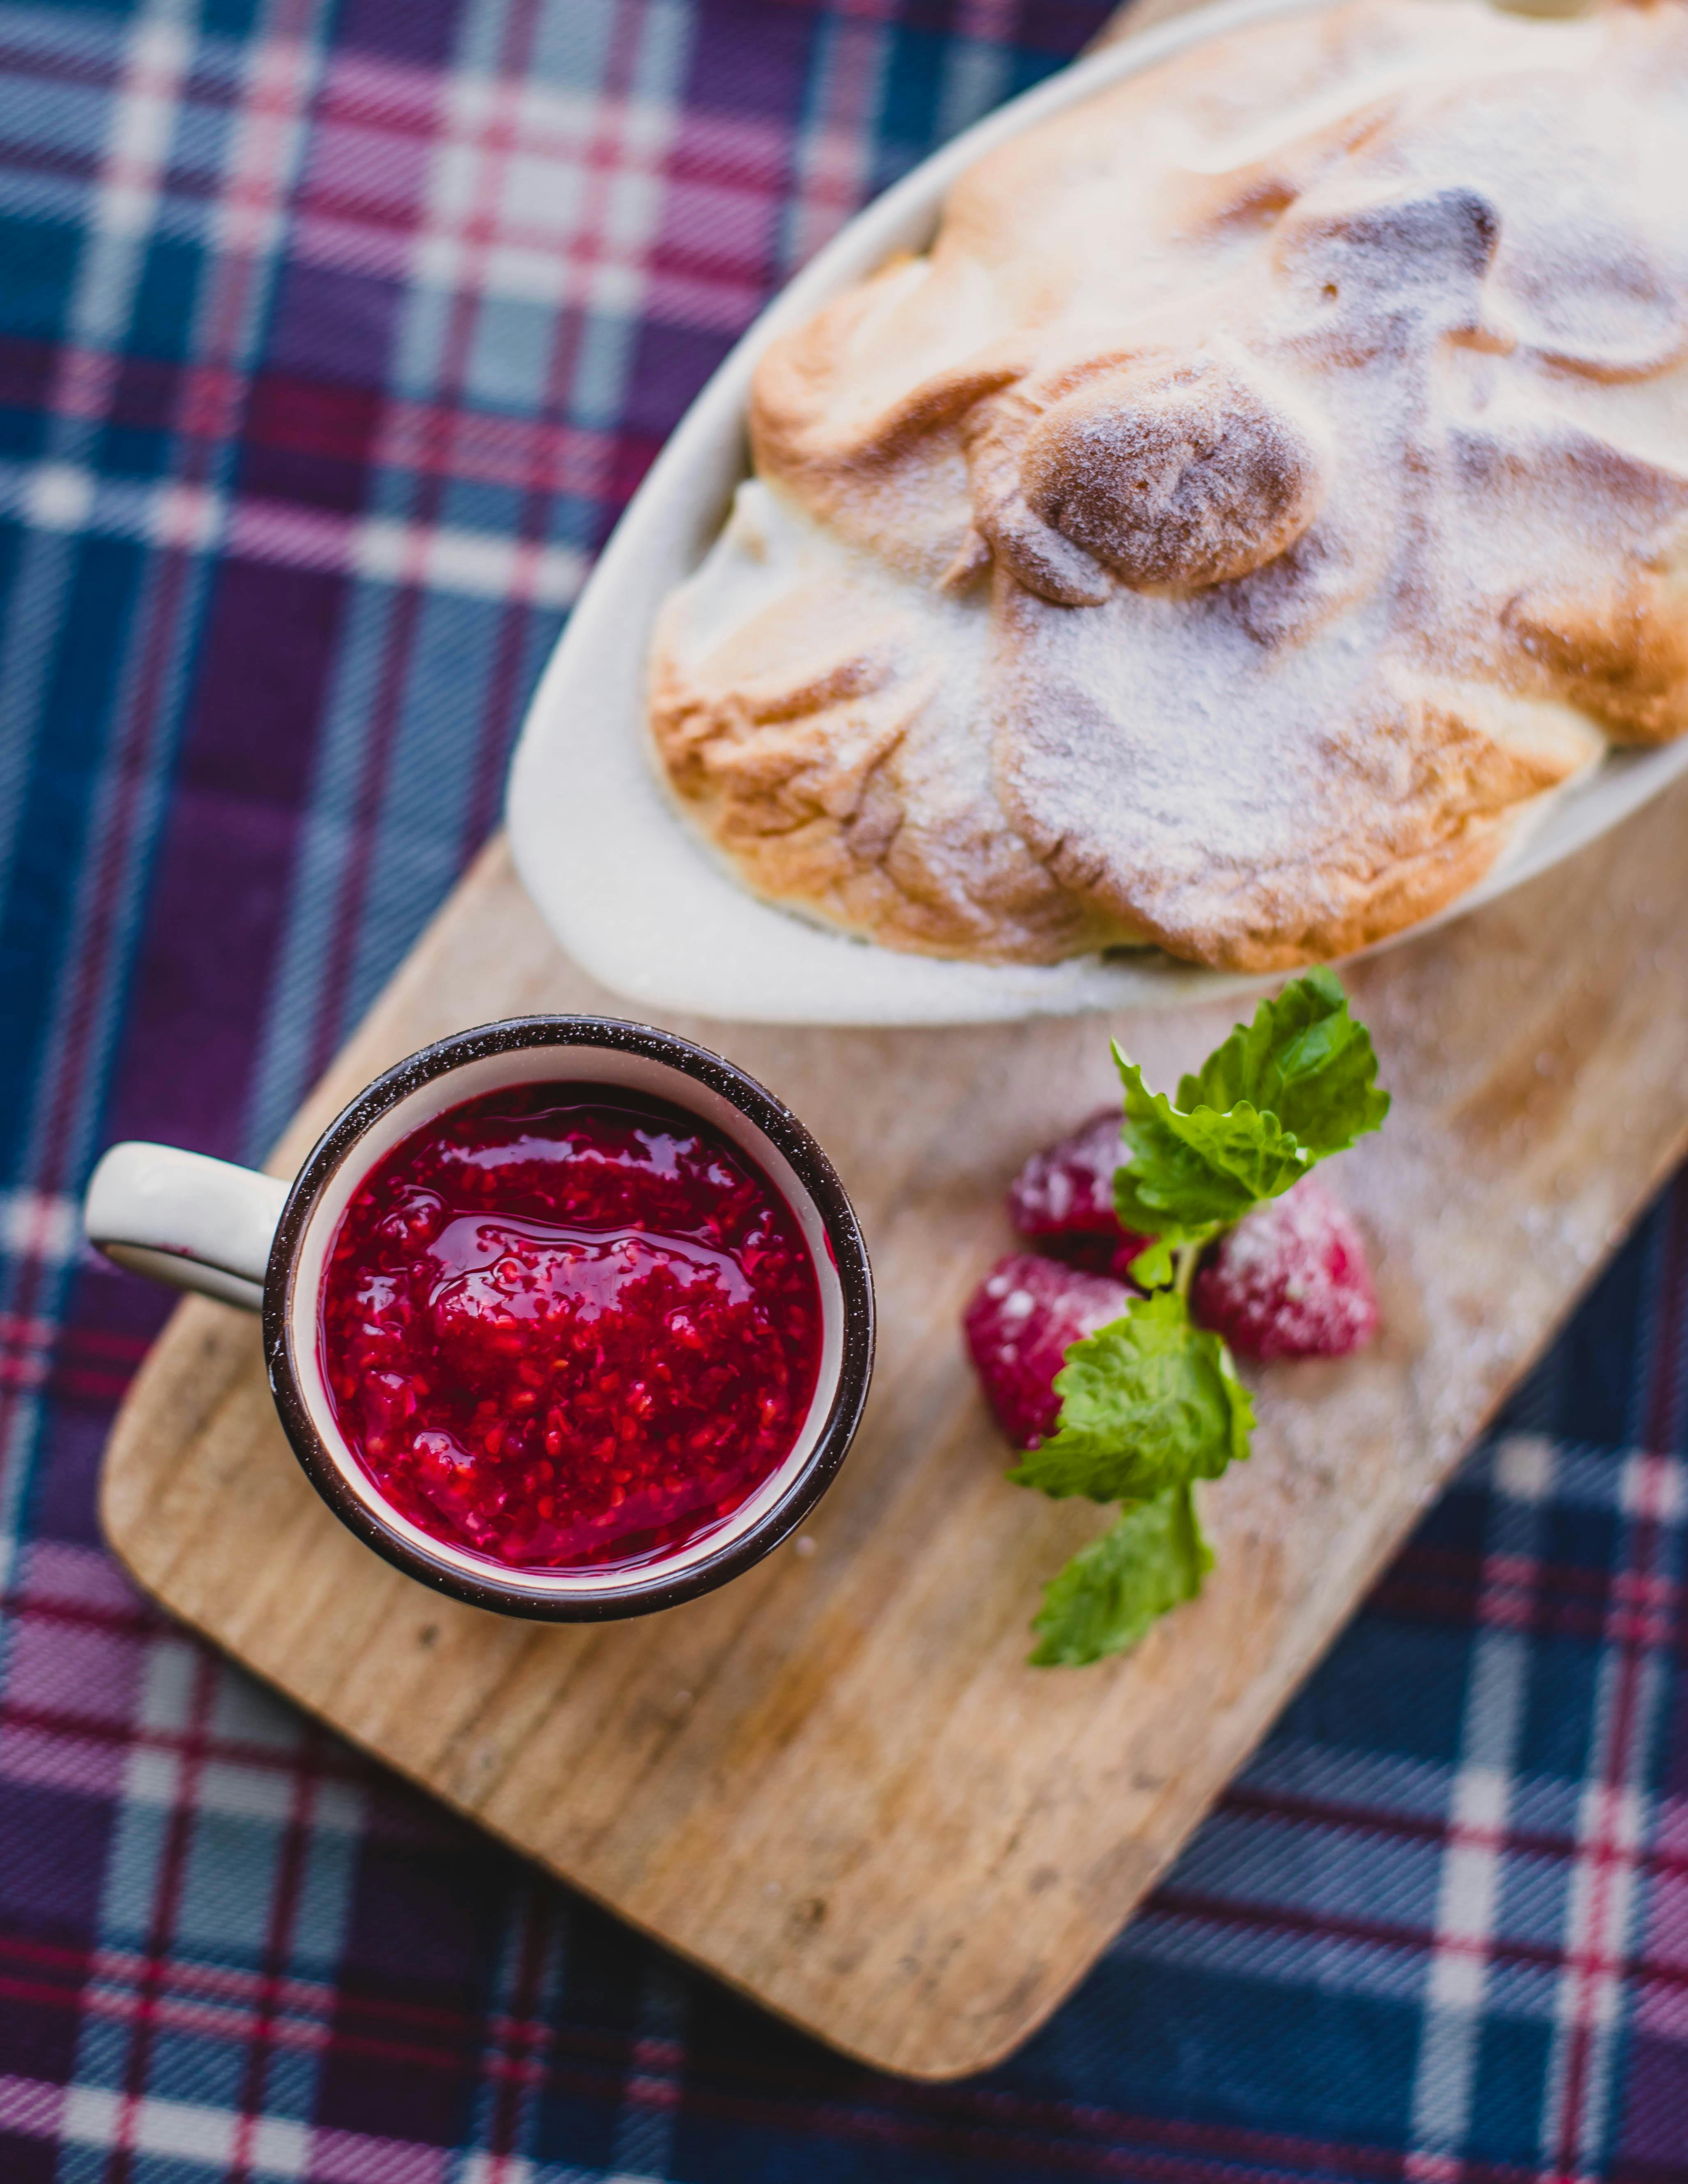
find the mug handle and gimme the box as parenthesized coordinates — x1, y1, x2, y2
(83, 1143, 290, 1313)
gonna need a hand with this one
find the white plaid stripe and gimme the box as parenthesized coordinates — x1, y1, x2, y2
(5, 63, 299, 1804)
(395, 35, 691, 402)
(1122, 1431, 1688, 2069)
(0, 42, 765, 330)
(0, 1189, 83, 1268)
(0, 0, 332, 1549)
(70, 1640, 219, 2164)
(934, 0, 1022, 144)
(781, 14, 888, 274)
(450, 1878, 565, 2184)
(0, 0, 194, 920)
(0, 456, 587, 605)
(240, 565, 411, 1157)
(1537, 1447, 1679, 2173)
(604, 1959, 687, 2184)
(247, 0, 687, 1151)
(1403, 1641, 1530, 2174)
(2, 2070, 456, 2179)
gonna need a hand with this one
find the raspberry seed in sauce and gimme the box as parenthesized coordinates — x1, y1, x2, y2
(319, 1085, 823, 1572)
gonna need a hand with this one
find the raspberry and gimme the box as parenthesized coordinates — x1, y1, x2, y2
(1191, 1178, 1377, 1362)
(963, 1252, 1135, 1448)
(1007, 1109, 1152, 1275)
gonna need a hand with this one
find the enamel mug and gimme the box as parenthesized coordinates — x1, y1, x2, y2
(85, 1017, 874, 1620)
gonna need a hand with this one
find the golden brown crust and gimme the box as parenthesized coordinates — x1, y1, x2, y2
(1504, 567, 1688, 744)
(650, 543, 1135, 961)
(651, 0, 1688, 972)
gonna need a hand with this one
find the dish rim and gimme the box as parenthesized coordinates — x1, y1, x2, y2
(505, 0, 1688, 1026)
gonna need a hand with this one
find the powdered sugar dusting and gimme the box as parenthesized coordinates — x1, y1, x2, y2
(1006, 1108, 1127, 1239)
(1192, 1175, 1379, 1360)
(963, 1251, 1136, 1448)
(654, 0, 1688, 974)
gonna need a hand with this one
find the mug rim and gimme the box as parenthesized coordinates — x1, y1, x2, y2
(260, 1014, 875, 1620)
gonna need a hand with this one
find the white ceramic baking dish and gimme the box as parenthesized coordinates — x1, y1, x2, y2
(505, 0, 1688, 1026)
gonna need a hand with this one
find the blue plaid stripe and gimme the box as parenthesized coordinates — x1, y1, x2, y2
(2, 0, 1688, 2177)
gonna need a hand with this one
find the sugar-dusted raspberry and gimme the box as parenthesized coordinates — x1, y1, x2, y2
(1007, 1109, 1120, 1237)
(1007, 1108, 1152, 1275)
(1191, 1178, 1377, 1361)
(963, 1251, 1135, 1448)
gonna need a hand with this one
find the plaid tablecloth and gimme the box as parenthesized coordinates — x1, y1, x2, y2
(2, 0, 1686, 2176)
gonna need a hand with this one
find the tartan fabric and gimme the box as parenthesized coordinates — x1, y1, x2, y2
(1, 0, 1686, 2173)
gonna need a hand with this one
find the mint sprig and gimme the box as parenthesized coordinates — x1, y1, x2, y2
(1015, 970, 1388, 1668)
(1112, 1066, 1310, 1242)
(1010, 1291, 1252, 1506)
(1111, 968, 1388, 1245)
(1029, 1485, 1213, 1668)
(1176, 965, 1390, 1158)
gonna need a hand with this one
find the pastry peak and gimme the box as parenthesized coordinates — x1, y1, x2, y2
(652, 0, 1688, 972)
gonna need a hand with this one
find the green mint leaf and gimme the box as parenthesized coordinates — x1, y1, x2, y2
(1029, 1484, 1213, 1667)
(1127, 1237, 1175, 1289)
(1176, 967, 1390, 1159)
(1009, 1290, 1254, 1504)
(1112, 1055, 1311, 1239)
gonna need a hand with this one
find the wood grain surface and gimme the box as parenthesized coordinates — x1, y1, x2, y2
(102, 773, 1688, 2078)
(98, 0, 1688, 2082)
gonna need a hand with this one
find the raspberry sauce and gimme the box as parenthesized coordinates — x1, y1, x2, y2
(318, 1083, 824, 1573)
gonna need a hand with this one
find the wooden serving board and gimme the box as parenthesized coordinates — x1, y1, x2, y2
(103, 775, 1688, 2080)
(99, 0, 1688, 2077)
